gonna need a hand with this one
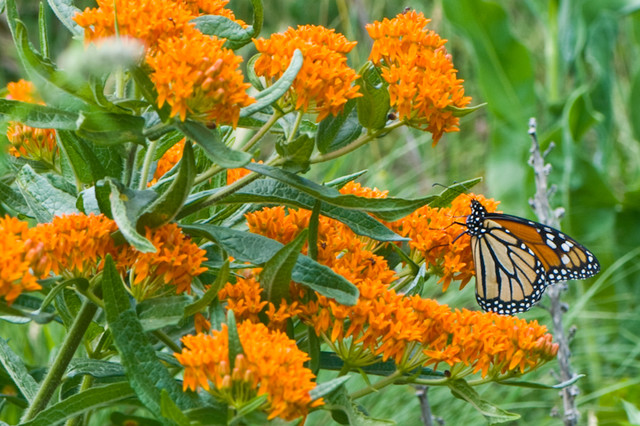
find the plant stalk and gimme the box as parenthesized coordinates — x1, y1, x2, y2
(22, 299, 99, 421)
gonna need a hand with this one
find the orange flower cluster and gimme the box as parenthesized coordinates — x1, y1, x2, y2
(119, 223, 208, 299)
(175, 321, 322, 420)
(74, 0, 254, 125)
(149, 139, 186, 186)
(253, 25, 361, 121)
(391, 193, 500, 291)
(147, 30, 254, 124)
(366, 10, 472, 144)
(0, 216, 42, 304)
(226, 184, 557, 378)
(4, 80, 57, 164)
(0, 213, 207, 303)
(28, 214, 119, 278)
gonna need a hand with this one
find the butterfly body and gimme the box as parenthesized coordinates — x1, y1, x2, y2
(466, 199, 600, 315)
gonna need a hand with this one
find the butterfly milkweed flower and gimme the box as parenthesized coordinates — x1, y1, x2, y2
(0, 216, 42, 304)
(27, 214, 119, 279)
(253, 25, 361, 121)
(175, 321, 323, 420)
(4, 80, 58, 165)
(146, 28, 255, 124)
(118, 223, 207, 300)
(74, 0, 254, 125)
(366, 10, 472, 144)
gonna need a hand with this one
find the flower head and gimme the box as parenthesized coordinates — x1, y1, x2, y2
(27, 214, 119, 279)
(253, 25, 361, 121)
(366, 10, 472, 144)
(147, 28, 254, 124)
(175, 321, 322, 420)
(4, 80, 57, 164)
(118, 223, 207, 300)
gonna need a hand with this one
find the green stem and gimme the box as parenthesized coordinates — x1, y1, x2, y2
(310, 121, 404, 164)
(287, 110, 303, 144)
(22, 299, 99, 421)
(153, 329, 182, 353)
(139, 139, 158, 190)
(546, 0, 560, 103)
(350, 370, 403, 399)
(237, 110, 282, 152)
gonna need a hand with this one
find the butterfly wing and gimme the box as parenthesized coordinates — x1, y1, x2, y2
(485, 213, 600, 284)
(471, 218, 547, 314)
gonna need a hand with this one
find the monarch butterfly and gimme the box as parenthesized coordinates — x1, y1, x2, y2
(464, 199, 600, 315)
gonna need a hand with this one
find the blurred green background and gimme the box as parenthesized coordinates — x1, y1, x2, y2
(2, 0, 640, 424)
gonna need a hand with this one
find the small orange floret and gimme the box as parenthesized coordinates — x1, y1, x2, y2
(253, 25, 361, 121)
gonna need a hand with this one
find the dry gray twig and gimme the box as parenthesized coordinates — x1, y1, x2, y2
(527, 117, 580, 426)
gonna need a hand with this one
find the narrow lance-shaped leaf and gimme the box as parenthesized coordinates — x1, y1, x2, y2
(102, 256, 194, 415)
(138, 142, 196, 229)
(239, 49, 303, 118)
(181, 224, 359, 305)
(18, 382, 135, 426)
(0, 99, 78, 130)
(316, 99, 362, 154)
(448, 379, 520, 424)
(261, 229, 308, 305)
(184, 260, 230, 317)
(0, 339, 38, 404)
(176, 120, 250, 168)
(226, 310, 243, 370)
(355, 62, 390, 130)
(107, 179, 156, 252)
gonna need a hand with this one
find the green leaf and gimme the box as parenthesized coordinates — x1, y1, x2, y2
(446, 103, 486, 117)
(316, 99, 362, 153)
(66, 359, 125, 380)
(102, 256, 194, 417)
(47, 0, 83, 36)
(427, 178, 483, 208)
(0, 180, 30, 215)
(176, 120, 250, 168)
(220, 178, 405, 241)
(245, 54, 264, 91)
(0, 339, 38, 403)
(19, 382, 135, 426)
(261, 229, 308, 305)
(448, 379, 520, 424)
(184, 260, 229, 317)
(226, 310, 243, 370)
(246, 162, 432, 221)
(192, 15, 254, 50)
(56, 130, 108, 183)
(136, 296, 192, 332)
(324, 385, 395, 425)
(182, 224, 359, 305)
(248, 0, 263, 38)
(160, 390, 191, 426)
(498, 374, 584, 390)
(355, 62, 390, 130)
(623, 400, 640, 425)
(324, 170, 368, 188)
(240, 49, 303, 118)
(15, 164, 79, 222)
(275, 133, 314, 173)
(0, 99, 78, 130)
(106, 179, 157, 252)
(76, 111, 146, 145)
(138, 142, 196, 229)
(309, 376, 351, 401)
